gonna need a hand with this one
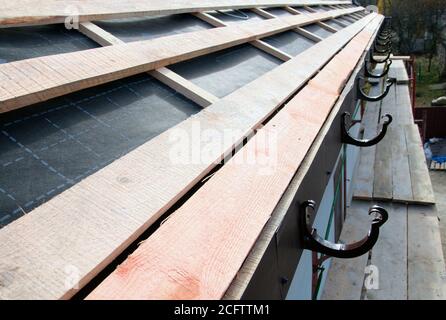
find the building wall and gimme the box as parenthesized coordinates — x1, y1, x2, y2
(286, 102, 362, 300)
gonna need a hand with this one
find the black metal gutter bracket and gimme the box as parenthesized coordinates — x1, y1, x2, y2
(365, 60, 393, 78)
(341, 112, 392, 147)
(370, 51, 391, 64)
(374, 42, 391, 54)
(358, 77, 396, 102)
(300, 200, 388, 259)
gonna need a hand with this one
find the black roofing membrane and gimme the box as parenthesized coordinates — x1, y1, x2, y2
(170, 43, 282, 98)
(0, 5, 360, 227)
(264, 7, 294, 17)
(209, 9, 266, 24)
(0, 25, 98, 62)
(263, 31, 315, 56)
(0, 74, 201, 228)
(335, 17, 354, 25)
(95, 14, 211, 43)
(302, 23, 335, 38)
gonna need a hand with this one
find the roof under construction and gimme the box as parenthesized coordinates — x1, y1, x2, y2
(1, 0, 444, 302)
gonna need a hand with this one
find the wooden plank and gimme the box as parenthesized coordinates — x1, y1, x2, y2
(78, 21, 124, 46)
(0, 0, 352, 27)
(193, 12, 292, 61)
(352, 100, 381, 199)
(389, 60, 410, 84)
(253, 6, 324, 42)
(226, 17, 382, 298)
(391, 56, 412, 61)
(322, 201, 372, 300)
(250, 39, 293, 61)
(0, 7, 363, 114)
(317, 21, 339, 33)
(87, 20, 382, 299)
(340, 15, 357, 23)
(148, 68, 219, 107)
(251, 7, 277, 19)
(377, 73, 413, 202)
(405, 124, 436, 204)
(331, 18, 349, 28)
(389, 126, 414, 202)
(0, 14, 380, 300)
(303, 5, 318, 12)
(373, 121, 393, 201)
(365, 203, 407, 300)
(295, 27, 324, 42)
(253, 7, 323, 42)
(285, 6, 339, 33)
(192, 12, 227, 28)
(79, 21, 219, 108)
(408, 205, 446, 299)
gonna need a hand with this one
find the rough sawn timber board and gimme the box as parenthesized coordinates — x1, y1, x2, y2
(0, 14, 378, 300)
(78, 21, 219, 108)
(0, 0, 353, 28)
(86, 16, 382, 300)
(0, 7, 363, 114)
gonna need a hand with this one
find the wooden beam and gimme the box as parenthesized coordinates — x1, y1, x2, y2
(295, 27, 324, 42)
(0, 0, 353, 28)
(408, 205, 446, 299)
(148, 68, 219, 108)
(340, 15, 357, 23)
(86, 16, 383, 300)
(250, 7, 277, 19)
(193, 12, 292, 61)
(254, 6, 323, 42)
(285, 6, 339, 32)
(192, 12, 227, 27)
(284, 5, 303, 15)
(78, 22, 218, 108)
(352, 100, 381, 200)
(250, 39, 292, 61)
(228, 14, 384, 300)
(331, 17, 349, 28)
(303, 5, 318, 12)
(317, 21, 339, 33)
(366, 203, 408, 299)
(0, 14, 379, 300)
(405, 124, 436, 204)
(0, 8, 363, 113)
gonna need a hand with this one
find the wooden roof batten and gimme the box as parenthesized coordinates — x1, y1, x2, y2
(86, 15, 383, 300)
(0, 7, 363, 114)
(0, 0, 353, 28)
(0, 12, 379, 300)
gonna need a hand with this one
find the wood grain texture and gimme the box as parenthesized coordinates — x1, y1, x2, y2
(192, 12, 293, 62)
(0, 7, 362, 113)
(79, 22, 219, 108)
(389, 126, 414, 202)
(322, 201, 373, 300)
(285, 6, 340, 32)
(0, 0, 354, 27)
(408, 205, 446, 299)
(353, 60, 434, 204)
(352, 100, 380, 199)
(365, 203, 408, 300)
(87, 16, 383, 300)
(226, 15, 382, 298)
(294, 27, 323, 42)
(0, 13, 378, 300)
(373, 128, 393, 200)
(405, 124, 436, 204)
